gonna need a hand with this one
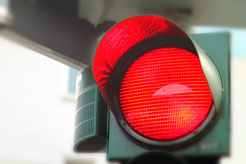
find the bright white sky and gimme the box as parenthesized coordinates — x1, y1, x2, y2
(0, 35, 108, 164)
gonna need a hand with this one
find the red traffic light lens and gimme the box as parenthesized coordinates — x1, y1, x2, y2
(93, 15, 188, 103)
(119, 47, 213, 140)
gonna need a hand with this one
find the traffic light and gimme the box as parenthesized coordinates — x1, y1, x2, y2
(75, 15, 230, 163)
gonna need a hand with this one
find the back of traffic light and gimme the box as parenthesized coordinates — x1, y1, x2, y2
(74, 15, 230, 162)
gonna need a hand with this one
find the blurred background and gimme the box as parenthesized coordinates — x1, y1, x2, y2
(0, 0, 246, 163)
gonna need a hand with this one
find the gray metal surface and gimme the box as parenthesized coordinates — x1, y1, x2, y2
(7, 0, 114, 69)
(80, 0, 246, 28)
(4, 0, 243, 69)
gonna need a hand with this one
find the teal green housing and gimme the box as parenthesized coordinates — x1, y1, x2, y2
(107, 32, 230, 160)
(74, 67, 108, 152)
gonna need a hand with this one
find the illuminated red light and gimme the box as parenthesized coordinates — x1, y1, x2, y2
(119, 48, 213, 140)
(93, 16, 188, 103)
